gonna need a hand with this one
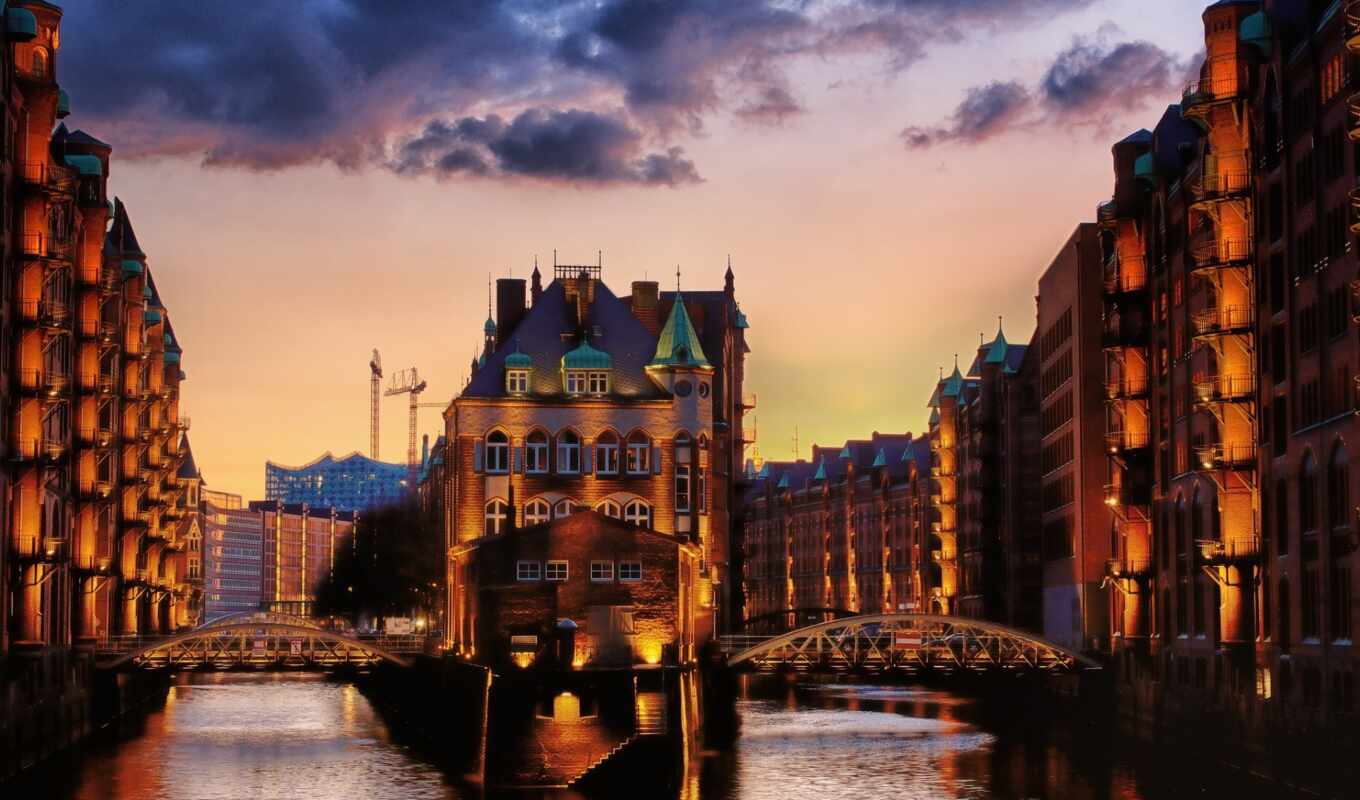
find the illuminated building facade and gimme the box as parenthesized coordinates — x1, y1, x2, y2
(264, 450, 408, 512)
(442, 264, 749, 665)
(202, 492, 264, 622)
(253, 501, 355, 616)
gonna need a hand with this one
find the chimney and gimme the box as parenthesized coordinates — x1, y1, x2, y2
(631, 281, 660, 335)
(496, 278, 526, 347)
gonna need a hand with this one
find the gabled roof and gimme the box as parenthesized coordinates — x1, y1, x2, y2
(107, 198, 144, 258)
(177, 434, 201, 480)
(983, 323, 1010, 364)
(650, 295, 711, 369)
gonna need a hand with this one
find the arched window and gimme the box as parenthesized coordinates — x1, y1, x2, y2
(1328, 443, 1349, 531)
(623, 500, 652, 528)
(553, 498, 578, 518)
(525, 430, 549, 474)
(557, 430, 581, 474)
(1191, 487, 1204, 544)
(596, 499, 622, 519)
(1300, 452, 1318, 533)
(485, 431, 509, 474)
(524, 498, 550, 526)
(484, 499, 509, 536)
(31, 48, 47, 78)
(596, 431, 620, 475)
(626, 431, 650, 474)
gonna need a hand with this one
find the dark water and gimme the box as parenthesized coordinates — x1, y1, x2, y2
(19, 673, 1292, 800)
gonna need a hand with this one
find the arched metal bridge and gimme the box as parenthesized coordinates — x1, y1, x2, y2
(96, 612, 420, 670)
(720, 614, 1102, 674)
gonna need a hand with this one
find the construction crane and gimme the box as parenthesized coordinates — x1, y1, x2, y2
(369, 350, 382, 460)
(384, 367, 427, 482)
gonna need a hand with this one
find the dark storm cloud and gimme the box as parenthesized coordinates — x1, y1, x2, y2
(53, 0, 1099, 183)
(390, 109, 701, 186)
(903, 31, 1187, 149)
(901, 82, 1032, 149)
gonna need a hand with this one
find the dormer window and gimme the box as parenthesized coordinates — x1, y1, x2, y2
(588, 371, 609, 394)
(561, 338, 612, 397)
(566, 371, 588, 394)
(507, 369, 529, 395)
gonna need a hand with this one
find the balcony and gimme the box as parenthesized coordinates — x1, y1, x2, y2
(19, 297, 71, 330)
(1103, 252, 1147, 295)
(1194, 443, 1256, 471)
(1182, 74, 1243, 114)
(1350, 92, 1360, 142)
(19, 368, 71, 396)
(1097, 200, 1118, 226)
(1351, 184, 1360, 234)
(19, 161, 76, 195)
(1189, 236, 1252, 275)
(1105, 557, 1151, 579)
(1103, 481, 1150, 509)
(1105, 374, 1149, 401)
(1191, 305, 1253, 338)
(1102, 312, 1147, 350)
(1349, 1, 1360, 52)
(1196, 536, 1260, 565)
(1189, 169, 1250, 203)
(72, 553, 114, 574)
(1192, 373, 1256, 405)
(1106, 430, 1150, 456)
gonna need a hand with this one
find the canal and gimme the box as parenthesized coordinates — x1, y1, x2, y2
(14, 673, 1295, 799)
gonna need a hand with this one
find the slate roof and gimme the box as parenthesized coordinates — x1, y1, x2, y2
(177, 434, 200, 480)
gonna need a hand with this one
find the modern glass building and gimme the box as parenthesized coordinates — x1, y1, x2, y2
(264, 451, 408, 512)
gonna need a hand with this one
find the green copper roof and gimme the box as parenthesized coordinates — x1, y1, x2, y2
(144, 310, 162, 324)
(839, 445, 851, 459)
(872, 449, 887, 468)
(941, 365, 964, 398)
(757, 462, 771, 479)
(1239, 11, 1271, 56)
(901, 441, 916, 462)
(121, 259, 143, 275)
(650, 295, 711, 369)
(1134, 152, 1159, 184)
(929, 407, 940, 425)
(56, 90, 70, 119)
(813, 458, 827, 482)
(6, 9, 36, 42)
(735, 307, 750, 329)
(64, 154, 101, 177)
(562, 338, 613, 370)
(142, 284, 153, 299)
(983, 324, 1009, 364)
(776, 473, 790, 490)
(504, 342, 532, 369)
(164, 352, 180, 364)
(483, 316, 496, 335)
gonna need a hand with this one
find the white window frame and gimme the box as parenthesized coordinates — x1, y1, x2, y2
(517, 560, 542, 581)
(624, 500, 651, 528)
(526, 431, 549, 474)
(554, 498, 577, 518)
(485, 431, 510, 474)
(546, 560, 569, 582)
(524, 498, 551, 526)
(566, 371, 588, 394)
(596, 437, 620, 474)
(591, 561, 614, 582)
(627, 436, 650, 474)
(597, 499, 622, 519)
(588, 371, 609, 395)
(675, 463, 692, 513)
(619, 561, 642, 582)
(485, 499, 509, 536)
(507, 369, 529, 394)
(557, 432, 581, 474)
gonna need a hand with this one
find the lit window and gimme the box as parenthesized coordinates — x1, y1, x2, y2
(546, 560, 568, 581)
(619, 561, 642, 581)
(588, 371, 609, 394)
(624, 500, 651, 528)
(597, 499, 622, 519)
(557, 431, 580, 473)
(566, 371, 588, 394)
(485, 431, 509, 473)
(596, 432, 620, 474)
(675, 464, 692, 512)
(507, 369, 529, 395)
(484, 499, 509, 536)
(591, 561, 614, 582)
(554, 498, 578, 518)
(627, 432, 650, 474)
(525, 498, 551, 526)
(526, 430, 549, 474)
(517, 561, 542, 581)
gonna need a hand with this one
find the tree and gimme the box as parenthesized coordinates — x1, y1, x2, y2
(315, 500, 443, 633)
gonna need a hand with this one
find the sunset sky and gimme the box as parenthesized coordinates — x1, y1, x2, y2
(54, 0, 1209, 498)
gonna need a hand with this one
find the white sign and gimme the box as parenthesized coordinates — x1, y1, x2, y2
(290, 639, 302, 656)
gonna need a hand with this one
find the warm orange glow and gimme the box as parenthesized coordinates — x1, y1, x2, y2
(552, 692, 581, 721)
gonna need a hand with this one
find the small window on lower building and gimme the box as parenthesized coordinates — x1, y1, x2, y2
(517, 561, 542, 581)
(619, 561, 642, 582)
(546, 560, 569, 581)
(591, 561, 614, 582)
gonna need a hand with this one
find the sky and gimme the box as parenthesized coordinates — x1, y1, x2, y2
(51, 0, 1210, 499)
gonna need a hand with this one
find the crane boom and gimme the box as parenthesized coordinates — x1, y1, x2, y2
(384, 367, 427, 482)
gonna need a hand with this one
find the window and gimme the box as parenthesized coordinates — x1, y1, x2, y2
(526, 430, 549, 474)
(675, 464, 692, 512)
(525, 498, 551, 526)
(566, 371, 588, 394)
(557, 430, 581, 473)
(591, 561, 614, 582)
(588, 371, 609, 394)
(485, 499, 509, 536)
(30, 48, 47, 78)
(597, 499, 622, 519)
(623, 500, 652, 528)
(1301, 454, 1318, 534)
(619, 561, 642, 581)
(507, 369, 529, 395)
(1329, 445, 1350, 530)
(596, 432, 620, 475)
(517, 561, 542, 581)
(553, 498, 578, 518)
(627, 432, 651, 474)
(546, 560, 568, 581)
(485, 431, 509, 474)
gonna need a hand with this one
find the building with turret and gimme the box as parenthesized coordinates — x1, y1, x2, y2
(441, 263, 749, 668)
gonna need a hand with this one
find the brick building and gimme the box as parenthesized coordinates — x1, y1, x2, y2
(253, 501, 355, 617)
(441, 262, 749, 665)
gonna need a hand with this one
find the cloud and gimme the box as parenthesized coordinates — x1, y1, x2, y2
(53, 0, 1099, 183)
(389, 108, 701, 186)
(902, 30, 1186, 149)
(901, 81, 1032, 149)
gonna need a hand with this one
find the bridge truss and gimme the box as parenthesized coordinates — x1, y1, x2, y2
(723, 614, 1102, 674)
(97, 612, 419, 670)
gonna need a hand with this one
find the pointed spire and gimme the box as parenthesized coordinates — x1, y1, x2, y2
(984, 317, 1011, 365)
(872, 449, 887, 468)
(649, 294, 710, 368)
(724, 255, 735, 294)
(813, 457, 827, 482)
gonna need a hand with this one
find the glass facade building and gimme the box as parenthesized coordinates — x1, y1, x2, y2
(264, 451, 408, 512)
